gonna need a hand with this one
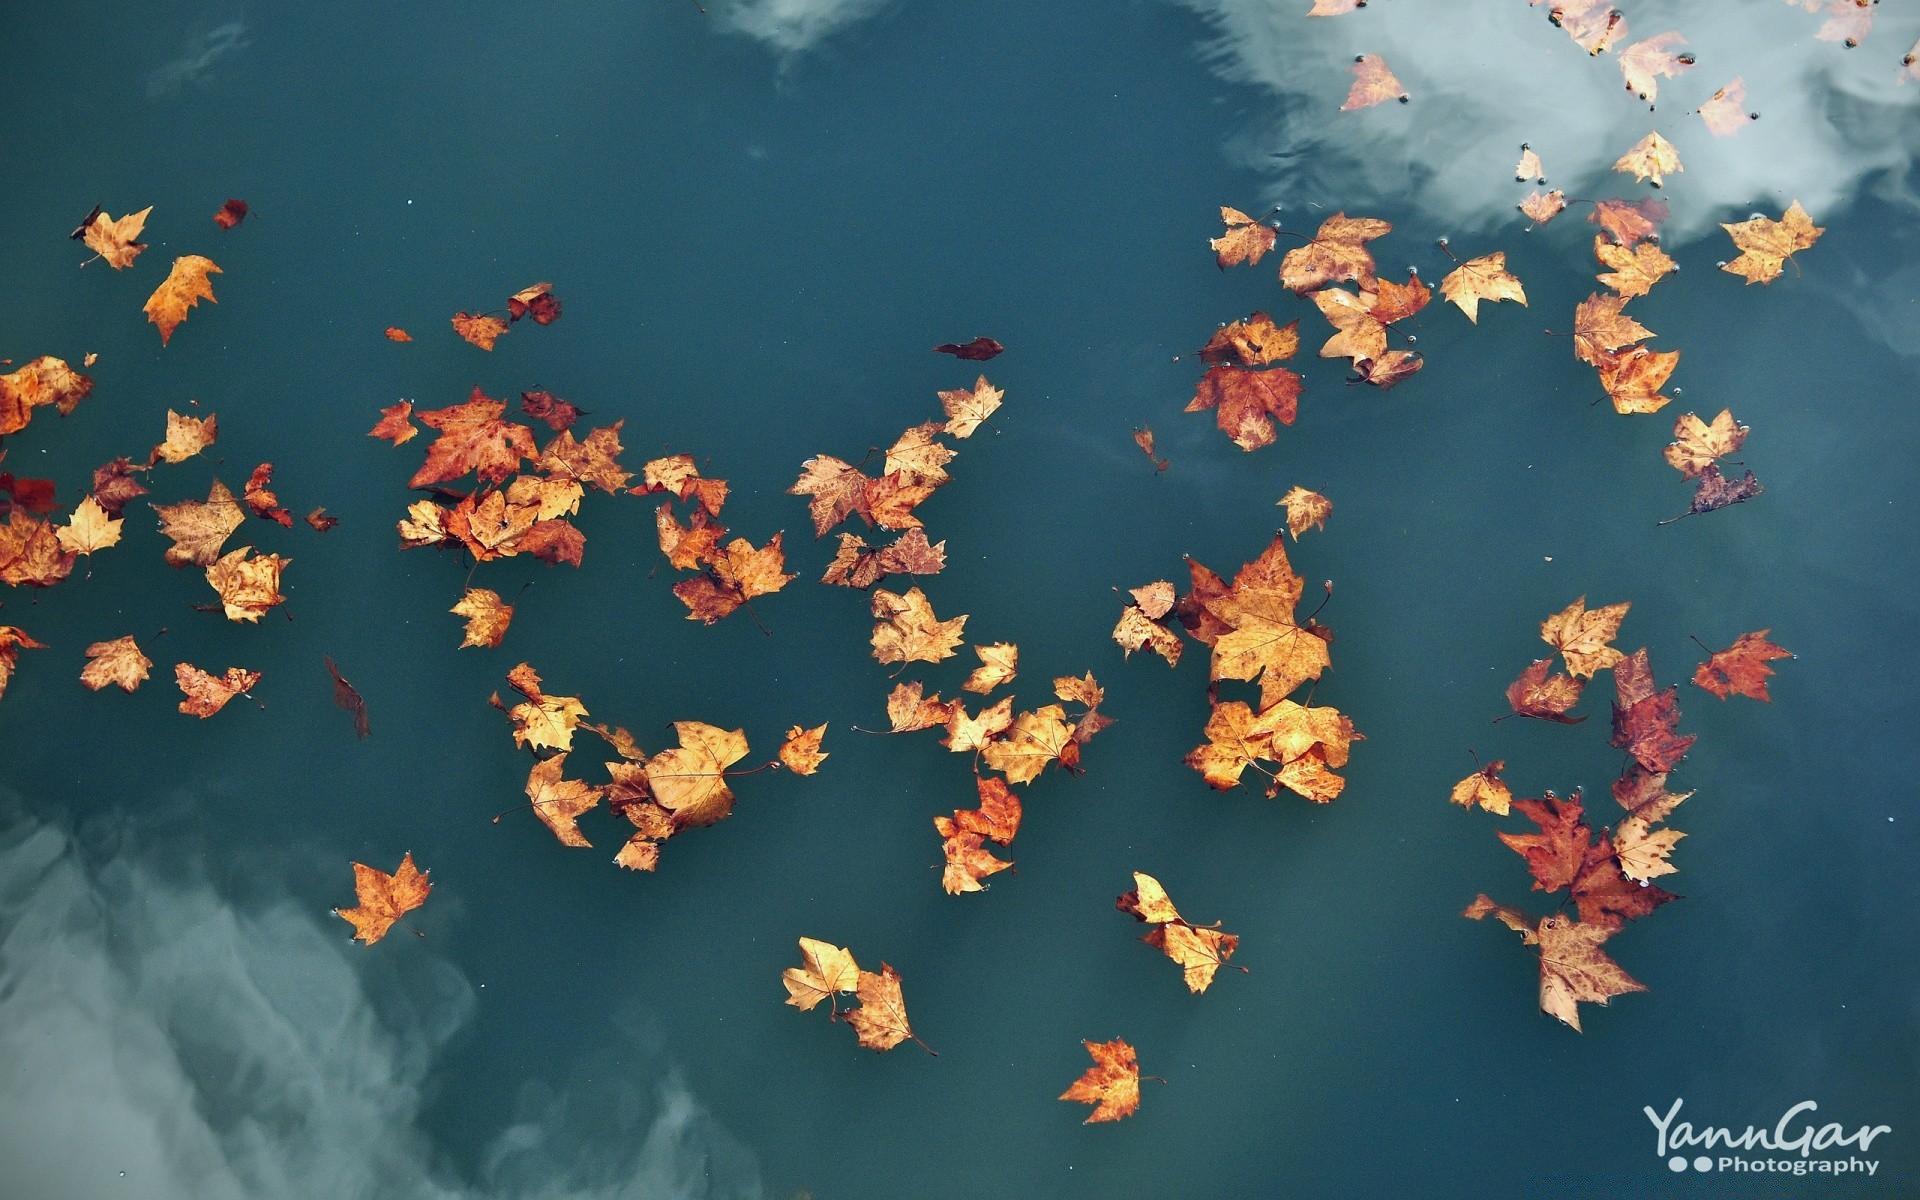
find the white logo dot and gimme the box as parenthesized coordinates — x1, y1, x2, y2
(1694, 1156, 1714, 1173)
(1668, 1156, 1688, 1172)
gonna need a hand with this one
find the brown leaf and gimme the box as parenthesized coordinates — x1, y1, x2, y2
(81, 635, 151, 693)
(204, 546, 290, 622)
(1060, 1038, 1142, 1122)
(932, 337, 1002, 360)
(175, 662, 261, 717)
(150, 410, 218, 465)
(144, 256, 221, 345)
(1505, 658, 1587, 723)
(1693, 630, 1792, 701)
(871, 586, 967, 665)
(335, 853, 430, 945)
(1341, 53, 1408, 110)
(326, 654, 370, 738)
(154, 481, 246, 567)
(779, 724, 829, 775)
(1210, 207, 1277, 269)
(451, 312, 509, 349)
(0, 627, 46, 701)
(1185, 364, 1302, 452)
(81, 207, 151, 268)
(451, 588, 514, 648)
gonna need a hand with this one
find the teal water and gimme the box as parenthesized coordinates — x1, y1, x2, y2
(3, 2, 1919, 1197)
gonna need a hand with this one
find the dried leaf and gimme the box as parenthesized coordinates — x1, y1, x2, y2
(1693, 630, 1793, 701)
(335, 853, 430, 945)
(81, 636, 151, 693)
(175, 662, 260, 717)
(1060, 1039, 1141, 1123)
(144, 255, 221, 344)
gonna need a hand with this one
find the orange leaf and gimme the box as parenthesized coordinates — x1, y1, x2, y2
(1060, 1039, 1142, 1122)
(1341, 54, 1407, 110)
(779, 724, 829, 774)
(335, 853, 430, 945)
(80, 635, 150, 693)
(1693, 630, 1792, 701)
(1210, 206, 1277, 269)
(0, 356, 93, 436)
(1696, 77, 1754, 137)
(451, 311, 509, 349)
(144, 255, 221, 345)
(80, 207, 151, 269)
(175, 662, 260, 717)
(0, 627, 46, 701)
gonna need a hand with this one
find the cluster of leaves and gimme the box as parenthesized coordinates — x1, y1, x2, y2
(1115, 871, 1245, 994)
(71, 202, 240, 345)
(781, 937, 932, 1054)
(1465, 599, 1791, 1028)
(452, 281, 563, 351)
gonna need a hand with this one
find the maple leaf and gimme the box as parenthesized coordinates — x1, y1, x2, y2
(0, 357, 93, 436)
(1589, 197, 1669, 247)
(205, 547, 290, 622)
(539, 423, 631, 493)
(871, 586, 967, 665)
(779, 724, 829, 774)
(1197, 312, 1298, 368)
(368, 401, 417, 445)
(933, 337, 1003, 360)
(1613, 131, 1682, 187)
(1118, 872, 1242, 993)
(821, 529, 945, 589)
(90, 458, 148, 517)
(326, 655, 370, 739)
(646, 722, 750, 829)
(937, 829, 1012, 893)
(243, 463, 294, 527)
(213, 198, 248, 229)
(1519, 190, 1567, 224)
(1060, 1039, 1142, 1123)
(935, 775, 1023, 845)
(1351, 350, 1424, 388)
(1617, 32, 1692, 101)
(410, 389, 538, 488)
(150, 410, 219, 466)
(1210, 206, 1278, 268)
(0, 512, 75, 588)
(1694, 630, 1793, 701)
(153, 480, 243, 564)
(144, 255, 221, 344)
(451, 587, 514, 648)
(80, 635, 151, 693)
(963, 642, 1018, 695)
(525, 754, 604, 846)
(1309, 0, 1366, 14)
(1505, 659, 1586, 723)
(1612, 764, 1692, 824)
(1131, 426, 1169, 472)
(1185, 699, 1358, 800)
(674, 534, 796, 623)
(981, 704, 1073, 784)
(1277, 486, 1331, 539)
(1464, 899, 1646, 1031)
(883, 680, 958, 733)
(385, 327, 413, 342)
(505, 663, 588, 752)
(0, 627, 44, 701)
(57, 496, 122, 555)
(1610, 648, 1696, 771)
(1663, 409, 1747, 478)
(1201, 534, 1331, 707)
(1613, 818, 1685, 883)
(1793, 0, 1873, 46)
(152, 481, 246, 566)
(1185, 364, 1303, 452)
(1515, 146, 1545, 182)
(1280, 213, 1391, 293)
(1537, 0, 1627, 54)
(1341, 53, 1407, 110)
(1439, 252, 1526, 323)
(80, 207, 151, 268)
(939, 375, 1004, 438)
(944, 697, 1015, 755)
(335, 853, 430, 945)
(1594, 237, 1674, 297)
(839, 964, 926, 1053)
(175, 662, 260, 717)
(1450, 759, 1512, 815)
(1572, 293, 1653, 366)
(1592, 345, 1679, 414)
(1720, 202, 1823, 284)
(640, 454, 727, 514)
(1663, 463, 1764, 524)
(507, 282, 561, 324)
(1540, 596, 1630, 678)
(783, 938, 861, 1010)
(452, 312, 509, 350)
(1697, 77, 1755, 137)
(790, 455, 875, 536)
(1498, 792, 1590, 893)
(1112, 581, 1184, 666)
(0, 469, 56, 515)
(1311, 274, 1428, 364)
(883, 422, 957, 489)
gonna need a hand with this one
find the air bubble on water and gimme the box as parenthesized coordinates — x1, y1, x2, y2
(1672, 388, 1683, 396)
(1406, 334, 1418, 344)
(1437, 235, 1449, 246)
(1749, 212, 1766, 221)
(1408, 265, 1419, 275)
(1716, 260, 1728, 268)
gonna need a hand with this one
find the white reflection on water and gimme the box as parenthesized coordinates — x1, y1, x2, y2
(0, 814, 762, 1200)
(721, 0, 895, 55)
(146, 19, 250, 99)
(1177, 0, 1920, 241)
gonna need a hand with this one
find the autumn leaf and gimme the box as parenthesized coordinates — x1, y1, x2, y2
(151, 410, 219, 466)
(883, 680, 958, 733)
(305, 508, 337, 532)
(1341, 53, 1407, 110)
(933, 337, 1002, 361)
(1536, 0, 1627, 54)
(525, 753, 604, 846)
(673, 533, 796, 624)
(779, 724, 829, 774)
(963, 642, 1018, 695)
(646, 722, 750, 829)
(1450, 759, 1512, 815)
(452, 312, 509, 349)
(1593, 345, 1679, 415)
(1697, 77, 1755, 137)
(537, 422, 631, 494)
(78, 635, 150, 693)
(326, 655, 370, 739)
(1131, 426, 1169, 472)
(1309, 0, 1366, 14)
(0, 627, 45, 701)
(937, 829, 1012, 893)
(175, 662, 260, 717)
(1693, 630, 1793, 701)
(1197, 312, 1298, 368)
(790, 455, 874, 536)
(243, 463, 294, 527)
(1663, 409, 1747, 478)
(1519, 190, 1567, 224)
(1663, 463, 1764, 524)
(1185, 698, 1358, 800)
(451, 587, 514, 648)
(1540, 596, 1630, 678)
(871, 586, 967, 665)
(368, 401, 417, 445)
(1720, 201, 1823, 284)
(1310, 273, 1428, 364)
(0, 512, 75, 588)
(0, 356, 93, 437)
(1112, 581, 1183, 666)
(1060, 1039, 1142, 1123)
(410, 388, 537, 488)
(205, 546, 290, 622)
(1515, 146, 1544, 182)
(980, 704, 1073, 784)
(839, 964, 927, 1053)
(1589, 197, 1669, 247)
(154, 480, 246, 567)
(1571, 293, 1653, 366)
(57, 496, 122, 555)
(1505, 659, 1586, 724)
(938, 375, 1004, 438)
(505, 663, 588, 752)
(80, 207, 152, 268)
(1350, 350, 1424, 388)
(1277, 486, 1331, 539)
(943, 696, 1017, 756)
(1279, 213, 1391, 293)
(1117, 872, 1241, 994)
(1610, 648, 1696, 771)
(639, 454, 727, 514)
(1464, 899, 1646, 1031)
(0, 471, 56, 514)
(1439, 252, 1526, 323)
(1210, 206, 1278, 269)
(821, 529, 945, 589)
(1198, 533, 1331, 707)
(1617, 32, 1692, 101)
(90, 458, 147, 516)
(335, 853, 430, 945)
(1594, 237, 1675, 297)
(783, 938, 860, 1010)
(1792, 0, 1873, 46)
(507, 282, 561, 324)
(936, 775, 1023, 845)
(1185, 364, 1303, 452)
(384, 327, 413, 343)
(144, 255, 220, 344)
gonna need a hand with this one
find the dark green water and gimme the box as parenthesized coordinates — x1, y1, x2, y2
(3, 2, 1919, 1197)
